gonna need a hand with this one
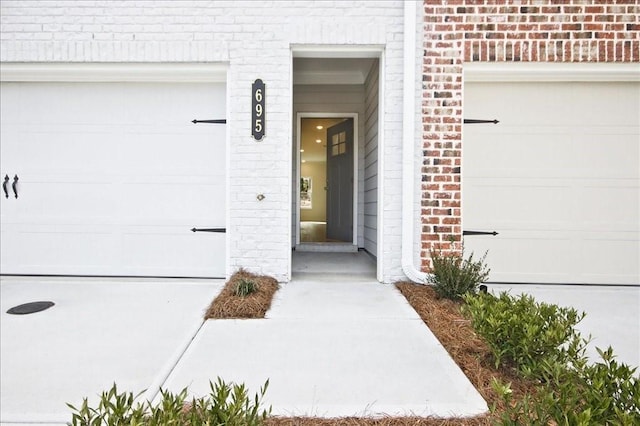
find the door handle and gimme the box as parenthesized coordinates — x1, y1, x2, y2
(2, 175, 8, 198)
(12, 175, 18, 199)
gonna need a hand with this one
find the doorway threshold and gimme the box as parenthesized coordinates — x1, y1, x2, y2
(295, 243, 357, 253)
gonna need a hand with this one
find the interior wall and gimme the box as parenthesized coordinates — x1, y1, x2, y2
(364, 60, 380, 257)
(300, 161, 326, 222)
(292, 84, 366, 247)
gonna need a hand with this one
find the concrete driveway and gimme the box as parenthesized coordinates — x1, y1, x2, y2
(0, 276, 223, 425)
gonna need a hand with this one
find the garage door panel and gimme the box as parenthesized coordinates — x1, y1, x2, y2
(465, 82, 639, 127)
(465, 83, 565, 125)
(578, 236, 639, 280)
(1, 129, 119, 173)
(6, 83, 224, 127)
(466, 131, 636, 179)
(575, 184, 639, 228)
(466, 235, 576, 282)
(123, 182, 225, 225)
(1, 81, 226, 278)
(465, 181, 573, 226)
(464, 81, 639, 285)
(574, 133, 639, 177)
(467, 179, 638, 232)
(4, 178, 118, 220)
(1, 227, 119, 275)
(121, 232, 225, 277)
(467, 232, 638, 285)
(465, 133, 571, 176)
(570, 83, 640, 126)
(118, 129, 224, 174)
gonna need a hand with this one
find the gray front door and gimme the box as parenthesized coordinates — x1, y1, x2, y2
(326, 118, 353, 242)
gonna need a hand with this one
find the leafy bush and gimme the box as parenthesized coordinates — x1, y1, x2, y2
(234, 278, 258, 297)
(427, 246, 490, 300)
(467, 291, 640, 424)
(493, 348, 640, 425)
(67, 378, 270, 426)
(463, 291, 587, 377)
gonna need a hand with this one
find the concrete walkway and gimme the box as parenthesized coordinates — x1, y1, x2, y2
(163, 273, 487, 418)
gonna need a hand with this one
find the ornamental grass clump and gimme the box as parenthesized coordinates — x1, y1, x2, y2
(234, 278, 258, 297)
(67, 378, 271, 426)
(427, 245, 490, 300)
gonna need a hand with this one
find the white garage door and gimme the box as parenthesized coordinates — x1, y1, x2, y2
(0, 82, 226, 278)
(463, 80, 639, 285)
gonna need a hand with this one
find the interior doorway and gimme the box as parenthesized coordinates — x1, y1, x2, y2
(296, 113, 357, 248)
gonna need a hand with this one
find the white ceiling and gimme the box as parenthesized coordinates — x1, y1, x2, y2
(293, 58, 376, 85)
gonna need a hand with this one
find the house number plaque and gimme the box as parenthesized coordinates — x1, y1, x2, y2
(252, 79, 265, 141)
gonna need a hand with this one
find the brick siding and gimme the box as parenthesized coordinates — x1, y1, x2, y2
(420, 0, 639, 269)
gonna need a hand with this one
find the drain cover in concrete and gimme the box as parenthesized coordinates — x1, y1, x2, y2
(7, 301, 55, 315)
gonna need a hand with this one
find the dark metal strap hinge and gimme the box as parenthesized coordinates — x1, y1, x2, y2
(463, 230, 499, 236)
(463, 119, 499, 124)
(192, 119, 226, 124)
(191, 227, 226, 233)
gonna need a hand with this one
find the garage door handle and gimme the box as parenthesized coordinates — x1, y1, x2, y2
(12, 175, 18, 199)
(2, 175, 8, 198)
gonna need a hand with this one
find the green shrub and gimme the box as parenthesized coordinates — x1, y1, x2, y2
(234, 278, 258, 297)
(494, 348, 640, 425)
(427, 246, 490, 300)
(67, 378, 270, 426)
(468, 291, 640, 424)
(462, 291, 587, 377)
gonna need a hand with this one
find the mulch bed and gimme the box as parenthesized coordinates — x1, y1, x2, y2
(266, 417, 487, 425)
(204, 269, 279, 319)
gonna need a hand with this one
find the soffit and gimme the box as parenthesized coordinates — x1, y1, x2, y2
(293, 58, 375, 85)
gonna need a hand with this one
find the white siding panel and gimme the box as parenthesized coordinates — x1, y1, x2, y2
(364, 61, 380, 257)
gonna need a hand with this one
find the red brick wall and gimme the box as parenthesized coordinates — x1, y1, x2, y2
(420, 0, 639, 269)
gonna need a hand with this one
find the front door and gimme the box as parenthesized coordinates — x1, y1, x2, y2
(325, 119, 353, 242)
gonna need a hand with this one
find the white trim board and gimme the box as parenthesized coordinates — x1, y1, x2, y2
(291, 46, 383, 59)
(464, 62, 640, 82)
(0, 62, 228, 82)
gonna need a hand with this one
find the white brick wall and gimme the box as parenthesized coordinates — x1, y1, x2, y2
(1, 0, 411, 282)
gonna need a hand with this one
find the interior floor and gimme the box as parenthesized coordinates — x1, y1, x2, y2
(300, 221, 327, 242)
